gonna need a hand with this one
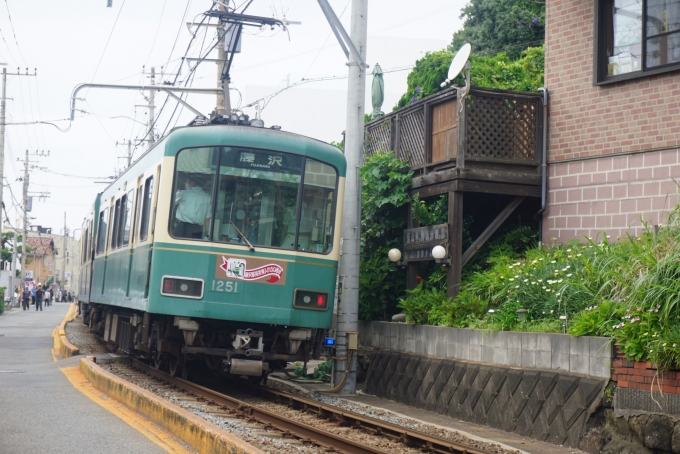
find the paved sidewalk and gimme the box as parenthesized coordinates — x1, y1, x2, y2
(0, 303, 168, 454)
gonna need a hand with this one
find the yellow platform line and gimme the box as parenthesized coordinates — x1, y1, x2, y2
(61, 366, 193, 454)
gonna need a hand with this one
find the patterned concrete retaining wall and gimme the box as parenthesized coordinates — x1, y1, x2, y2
(358, 321, 613, 379)
(364, 350, 607, 448)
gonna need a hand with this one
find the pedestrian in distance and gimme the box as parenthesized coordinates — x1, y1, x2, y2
(35, 284, 44, 311)
(21, 288, 30, 311)
(30, 287, 36, 306)
(44, 288, 51, 307)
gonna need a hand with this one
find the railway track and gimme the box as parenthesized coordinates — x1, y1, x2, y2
(124, 358, 492, 454)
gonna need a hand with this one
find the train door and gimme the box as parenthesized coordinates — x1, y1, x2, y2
(122, 187, 136, 299)
(144, 165, 162, 298)
(100, 203, 115, 296)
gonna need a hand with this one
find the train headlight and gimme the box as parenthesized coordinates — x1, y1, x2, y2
(293, 289, 329, 311)
(161, 276, 204, 299)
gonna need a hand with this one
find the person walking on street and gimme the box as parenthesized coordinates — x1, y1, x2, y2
(21, 288, 30, 311)
(35, 285, 44, 311)
(44, 289, 51, 307)
(30, 287, 36, 306)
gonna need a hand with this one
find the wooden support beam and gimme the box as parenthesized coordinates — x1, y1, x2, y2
(461, 196, 525, 267)
(447, 191, 463, 298)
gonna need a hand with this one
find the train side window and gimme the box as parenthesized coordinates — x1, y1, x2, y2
(96, 209, 108, 255)
(111, 199, 121, 250)
(122, 189, 134, 246)
(298, 159, 338, 254)
(170, 147, 217, 240)
(140, 176, 154, 242)
(82, 227, 89, 264)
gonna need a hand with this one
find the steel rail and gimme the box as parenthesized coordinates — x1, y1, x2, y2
(250, 383, 492, 454)
(130, 359, 388, 454)
(130, 359, 491, 454)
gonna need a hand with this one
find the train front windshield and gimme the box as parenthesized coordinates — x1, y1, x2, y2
(170, 146, 338, 254)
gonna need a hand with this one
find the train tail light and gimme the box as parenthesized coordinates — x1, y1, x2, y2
(293, 289, 329, 311)
(161, 277, 204, 299)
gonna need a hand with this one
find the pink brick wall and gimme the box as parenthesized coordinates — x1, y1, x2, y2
(543, 0, 680, 243)
(545, 0, 680, 162)
(543, 149, 680, 243)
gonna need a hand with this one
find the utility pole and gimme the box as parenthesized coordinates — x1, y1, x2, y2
(216, 2, 231, 115)
(332, 0, 368, 394)
(116, 139, 133, 169)
(20, 149, 28, 290)
(61, 212, 66, 290)
(148, 67, 155, 150)
(0, 67, 36, 276)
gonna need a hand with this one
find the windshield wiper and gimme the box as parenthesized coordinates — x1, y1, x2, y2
(229, 203, 255, 251)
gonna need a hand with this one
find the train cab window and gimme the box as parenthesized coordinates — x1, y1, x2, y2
(212, 147, 303, 249)
(96, 209, 108, 255)
(122, 189, 134, 246)
(170, 147, 218, 240)
(298, 159, 338, 253)
(139, 176, 154, 242)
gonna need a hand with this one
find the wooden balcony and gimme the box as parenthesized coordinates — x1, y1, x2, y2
(365, 86, 547, 298)
(365, 85, 545, 198)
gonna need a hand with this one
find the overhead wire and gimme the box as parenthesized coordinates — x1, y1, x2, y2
(86, 0, 128, 97)
(2, 0, 26, 64)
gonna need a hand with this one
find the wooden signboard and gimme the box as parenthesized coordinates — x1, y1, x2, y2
(403, 224, 448, 261)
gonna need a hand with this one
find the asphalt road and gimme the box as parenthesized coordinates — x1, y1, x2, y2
(0, 303, 167, 454)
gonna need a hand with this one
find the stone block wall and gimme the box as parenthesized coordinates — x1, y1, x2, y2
(358, 321, 613, 379)
(364, 351, 607, 449)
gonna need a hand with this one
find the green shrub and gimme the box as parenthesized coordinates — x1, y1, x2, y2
(359, 150, 413, 320)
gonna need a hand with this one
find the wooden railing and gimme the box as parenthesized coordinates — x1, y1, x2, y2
(364, 86, 544, 172)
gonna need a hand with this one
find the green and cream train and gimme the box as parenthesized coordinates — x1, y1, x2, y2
(78, 123, 345, 378)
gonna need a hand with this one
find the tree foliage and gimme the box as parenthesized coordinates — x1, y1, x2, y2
(395, 46, 544, 110)
(450, 0, 545, 60)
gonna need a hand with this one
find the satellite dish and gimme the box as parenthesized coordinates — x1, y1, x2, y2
(441, 43, 471, 88)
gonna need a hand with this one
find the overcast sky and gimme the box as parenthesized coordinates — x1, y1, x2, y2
(0, 0, 464, 235)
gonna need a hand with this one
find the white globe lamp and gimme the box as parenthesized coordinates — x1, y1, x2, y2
(431, 245, 447, 260)
(388, 248, 402, 263)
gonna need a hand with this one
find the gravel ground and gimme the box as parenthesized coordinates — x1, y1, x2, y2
(64, 315, 109, 355)
(103, 363, 329, 454)
(265, 377, 522, 454)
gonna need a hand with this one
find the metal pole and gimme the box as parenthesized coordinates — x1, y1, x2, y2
(127, 140, 132, 168)
(21, 150, 28, 290)
(61, 212, 66, 291)
(334, 0, 367, 394)
(0, 68, 6, 277)
(148, 67, 155, 150)
(216, 2, 231, 115)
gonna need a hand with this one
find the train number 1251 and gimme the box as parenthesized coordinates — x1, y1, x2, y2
(211, 280, 240, 293)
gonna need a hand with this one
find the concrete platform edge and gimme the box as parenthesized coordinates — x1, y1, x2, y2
(58, 303, 80, 358)
(79, 357, 263, 454)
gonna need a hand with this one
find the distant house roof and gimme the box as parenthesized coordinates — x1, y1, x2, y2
(26, 236, 56, 256)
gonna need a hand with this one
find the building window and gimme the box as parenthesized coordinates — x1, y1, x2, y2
(596, 0, 680, 83)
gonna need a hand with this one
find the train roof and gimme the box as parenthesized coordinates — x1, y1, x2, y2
(164, 124, 347, 175)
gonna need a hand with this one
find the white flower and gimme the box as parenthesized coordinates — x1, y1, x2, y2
(567, 249, 572, 252)
(558, 279, 563, 283)
(577, 253, 582, 257)
(546, 289, 551, 292)
(567, 274, 572, 277)
(551, 260, 556, 264)
(509, 278, 514, 282)
(524, 279, 529, 283)
(515, 285, 520, 289)
(509, 265, 514, 269)
(531, 281, 536, 285)
(539, 258, 544, 261)
(556, 293, 561, 296)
